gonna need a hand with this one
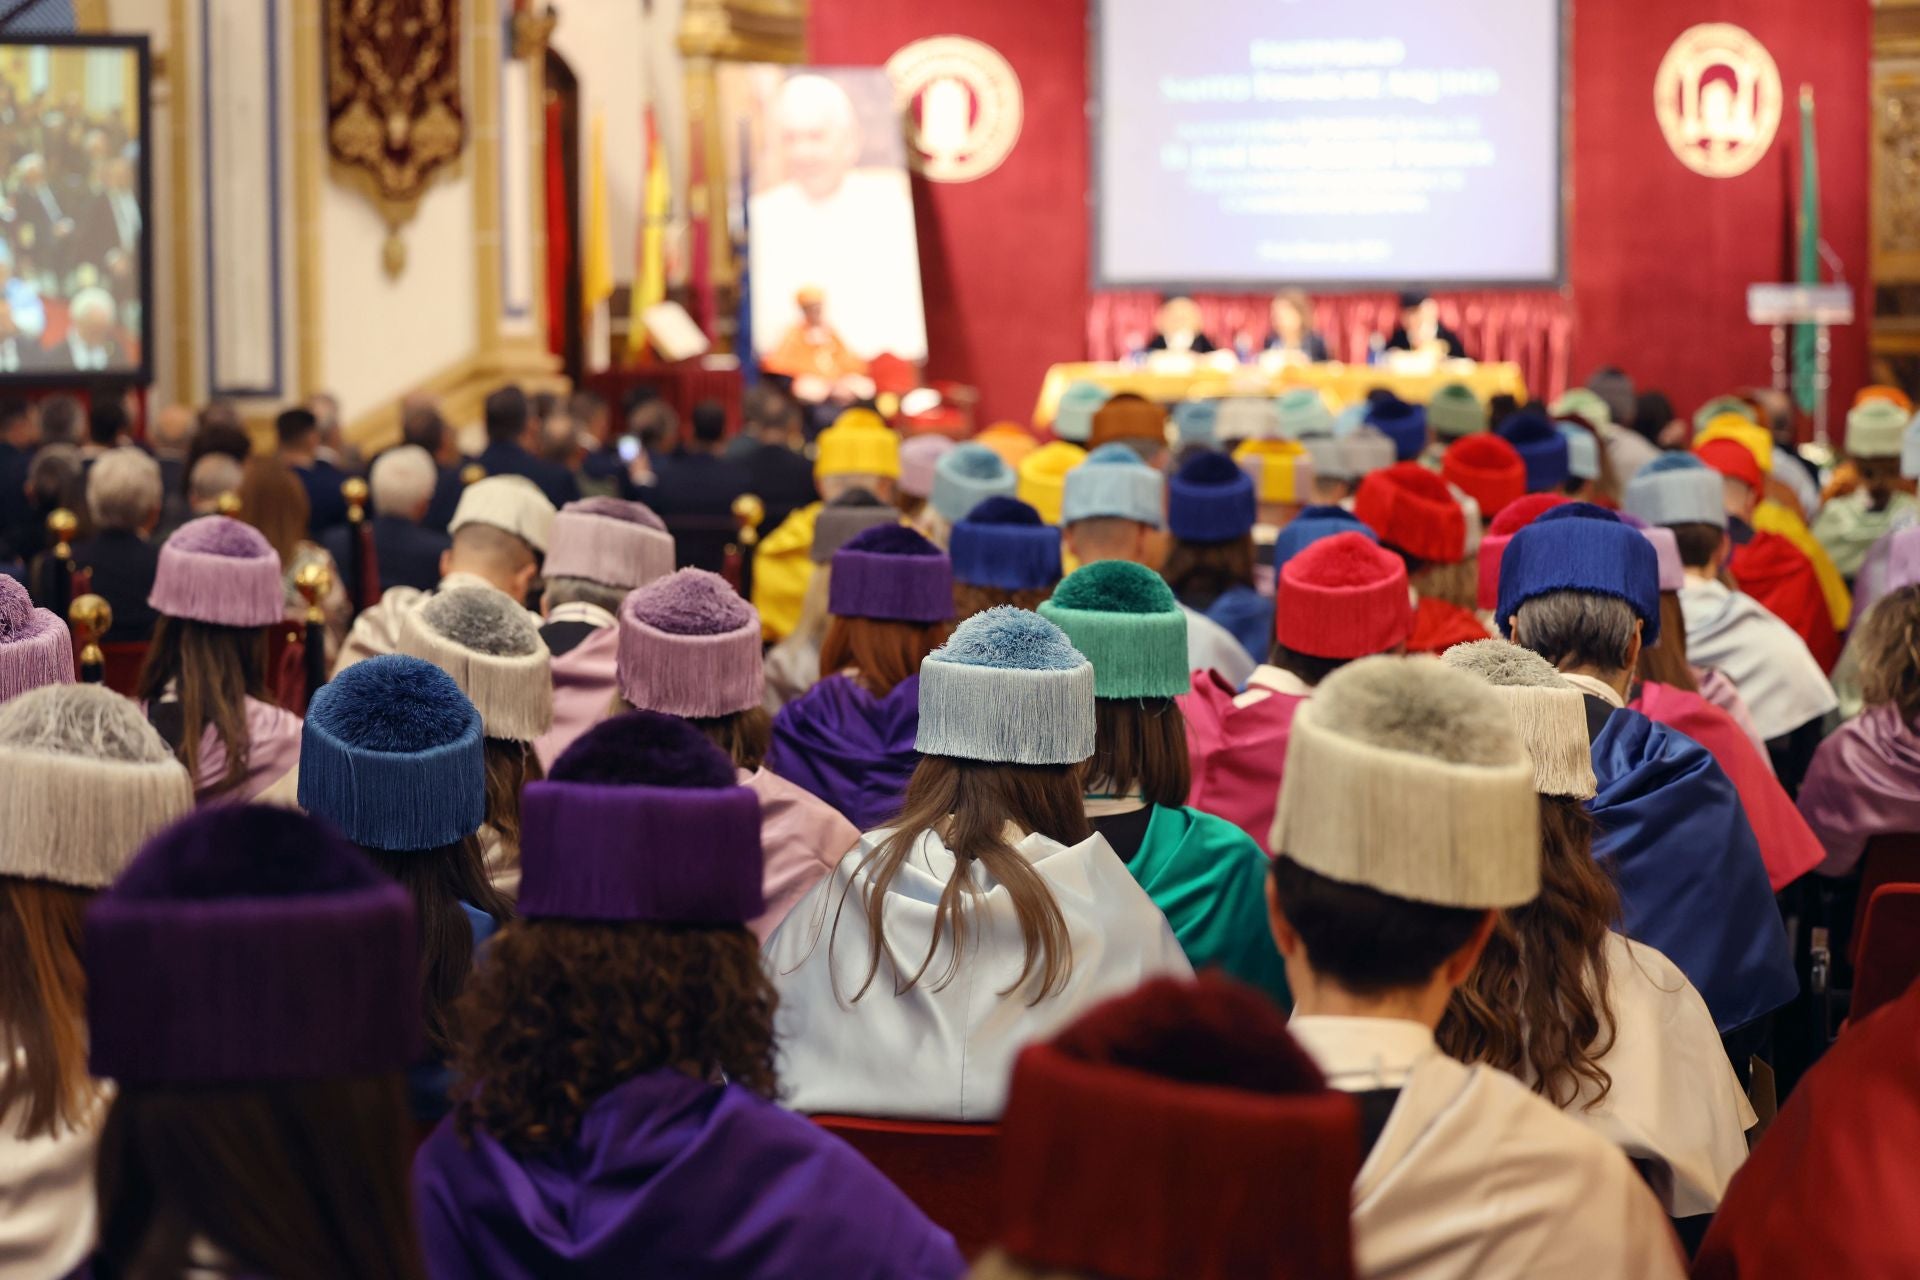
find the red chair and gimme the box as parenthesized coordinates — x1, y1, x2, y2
(97, 641, 148, 696)
(866, 353, 921, 397)
(1852, 885, 1920, 1023)
(1850, 833, 1920, 964)
(811, 1115, 999, 1259)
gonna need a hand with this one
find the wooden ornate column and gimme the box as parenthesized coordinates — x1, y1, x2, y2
(678, 0, 807, 353)
(1872, 2, 1920, 390)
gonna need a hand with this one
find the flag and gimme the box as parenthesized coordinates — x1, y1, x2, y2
(543, 96, 569, 359)
(686, 103, 714, 338)
(582, 112, 614, 370)
(1792, 85, 1819, 416)
(632, 105, 671, 359)
(737, 119, 757, 386)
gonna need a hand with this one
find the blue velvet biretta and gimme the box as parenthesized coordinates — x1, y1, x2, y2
(86, 805, 421, 1084)
(1497, 410, 1573, 493)
(1365, 395, 1429, 462)
(1274, 506, 1379, 568)
(1060, 443, 1166, 528)
(1168, 451, 1256, 543)
(950, 496, 1063, 592)
(1495, 502, 1661, 646)
(298, 654, 486, 851)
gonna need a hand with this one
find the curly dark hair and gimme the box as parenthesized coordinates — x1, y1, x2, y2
(449, 919, 779, 1153)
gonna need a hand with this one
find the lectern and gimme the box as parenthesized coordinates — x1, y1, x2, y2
(1747, 283, 1855, 447)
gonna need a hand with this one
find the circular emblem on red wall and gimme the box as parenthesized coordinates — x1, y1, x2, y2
(886, 36, 1024, 184)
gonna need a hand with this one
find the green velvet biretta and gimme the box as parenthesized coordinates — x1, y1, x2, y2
(1037, 561, 1190, 698)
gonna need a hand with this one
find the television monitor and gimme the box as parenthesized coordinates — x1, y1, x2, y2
(0, 34, 151, 384)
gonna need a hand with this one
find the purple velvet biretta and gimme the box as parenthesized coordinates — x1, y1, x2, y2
(85, 806, 420, 1085)
(148, 515, 284, 627)
(617, 568, 765, 717)
(520, 712, 765, 923)
(0, 575, 73, 703)
(828, 524, 954, 624)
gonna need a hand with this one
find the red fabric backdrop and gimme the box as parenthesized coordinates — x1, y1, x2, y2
(809, 2, 1869, 427)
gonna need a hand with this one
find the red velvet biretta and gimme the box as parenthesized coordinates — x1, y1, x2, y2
(1277, 531, 1413, 659)
(1693, 437, 1764, 494)
(1354, 461, 1468, 563)
(1476, 492, 1570, 610)
(1442, 434, 1528, 518)
(996, 975, 1359, 1280)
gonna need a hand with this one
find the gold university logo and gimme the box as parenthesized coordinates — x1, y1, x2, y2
(886, 37, 1024, 184)
(1654, 24, 1782, 179)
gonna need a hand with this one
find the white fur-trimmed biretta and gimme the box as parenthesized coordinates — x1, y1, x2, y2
(0, 684, 193, 888)
(398, 586, 553, 743)
(450, 475, 557, 553)
(1270, 655, 1540, 909)
(915, 606, 1096, 765)
(1441, 639, 1598, 801)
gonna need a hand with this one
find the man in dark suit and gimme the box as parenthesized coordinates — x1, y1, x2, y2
(1386, 290, 1469, 359)
(74, 155, 141, 271)
(0, 396, 38, 563)
(322, 443, 449, 595)
(276, 405, 349, 538)
(642, 399, 750, 575)
(736, 384, 818, 538)
(401, 402, 467, 533)
(475, 385, 579, 510)
(71, 444, 162, 641)
(62, 287, 124, 372)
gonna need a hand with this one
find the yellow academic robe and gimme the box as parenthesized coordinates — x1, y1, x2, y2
(751, 501, 819, 642)
(1755, 499, 1851, 631)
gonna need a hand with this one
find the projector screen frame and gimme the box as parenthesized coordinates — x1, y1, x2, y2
(0, 32, 155, 388)
(1087, 0, 1570, 295)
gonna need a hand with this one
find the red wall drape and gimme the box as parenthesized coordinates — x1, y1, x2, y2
(809, 2, 1870, 426)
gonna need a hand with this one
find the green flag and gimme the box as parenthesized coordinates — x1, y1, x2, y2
(1793, 86, 1820, 415)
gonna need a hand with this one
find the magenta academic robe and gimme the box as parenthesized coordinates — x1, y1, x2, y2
(412, 1069, 964, 1280)
(741, 766, 859, 942)
(532, 625, 620, 771)
(1178, 667, 1306, 854)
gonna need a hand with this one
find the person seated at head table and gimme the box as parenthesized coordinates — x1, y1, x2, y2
(1143, 294, 1216, 355)
(1263, 287, 1330, 361)
(1385, 289, 1468, 360)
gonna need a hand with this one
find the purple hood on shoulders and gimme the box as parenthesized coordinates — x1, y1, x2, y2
(765, 673, 921, 831)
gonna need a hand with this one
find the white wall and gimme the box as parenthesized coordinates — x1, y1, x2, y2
(550, 0, 646, 283)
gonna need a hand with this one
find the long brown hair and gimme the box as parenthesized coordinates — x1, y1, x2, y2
(361, 837, 514, 1059)
(450, 920, 778, 1153)
(1088, 697, 1191, 808)
(689, 707, 772, 772)
(0, 876, 97, 1139)
(1636, 592, 1698, 693)
(236, 456, 312, 568)
(483, 738, 541, 853)
(817, 615, 951, 696)
(1161, 535, 1255, 612)
(833, 755, 1089, 1006)
(1437, 795, 1619, 1108)
(92, 1075, 424, 1280)
(1410, 557, 1478, 610)
(954, 582, 1051, 623)
(135, 616, 272, 796)
(1856, 584, 1920, 724)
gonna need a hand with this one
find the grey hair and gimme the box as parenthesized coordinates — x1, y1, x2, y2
(1510, 590, 1638, 675)
(27, 443, 80, 502)
(541, 574, 627, 615)
(188, 452, 244, 506)
(369, 444, 437, 518)
(86, 446, 162, 531)
(0, 683, 176, 763)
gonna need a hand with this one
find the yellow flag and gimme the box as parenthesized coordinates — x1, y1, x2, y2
(635, 106, 669, 322)
(582, 112, 613, 317)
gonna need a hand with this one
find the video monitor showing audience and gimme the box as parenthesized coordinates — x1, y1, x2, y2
(0, 36, 151, 384)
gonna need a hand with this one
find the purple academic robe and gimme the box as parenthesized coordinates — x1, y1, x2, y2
(1798, 702, 1920, 878)
(765, 674, 921, 831)
(742, 766, 859, 942)
(412, 1069, 965, 1280)
(532, 625, 620, 772)
(142, 695, 302, 805)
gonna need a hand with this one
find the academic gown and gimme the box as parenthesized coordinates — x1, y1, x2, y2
(1728, 532, 1841, 671)
(531, 622, 618, 771)
(1564, 935, 1755, 1217)
(1585, 700, 1797, 1033)
(1692, 979, 1920, 1279)
(331, 573, 542, 676)
(765, 674, 921, 832)
(1754, 498, 1851, 631)
(1178, 665, 1307, 855)
(1188, 583, 1274, 668)
(1796, 702, 1920, 878)
(1851, 523, 1920, 622)
(144, 694, 303, 806)
(1180, 603, 1257, 687)
(1629, 681, 1825, 890)
(750, 502, 819, 643)
(1288, 1017, 1685, 1280)
(742, 766, 860, 943)
(1679, 576, 1838, 744)
(1694, 666, 1768, 757)
(1407, 596, 1492, 655)
(0, 1062, 105, 1280)
(764, 827, 1192, 1120)
(1090, 801, 1292, 1007)
(1811, 489, 1919, 581)
(412, 1069, 965, 1280)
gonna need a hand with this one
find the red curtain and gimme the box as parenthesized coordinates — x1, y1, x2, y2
(544, 98, 570, 360)
(1087, 291, 1575, 403)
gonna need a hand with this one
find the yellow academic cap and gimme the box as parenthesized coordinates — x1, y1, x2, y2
(814, 409, 901, 481)
(1017, 441, 1089, 525)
